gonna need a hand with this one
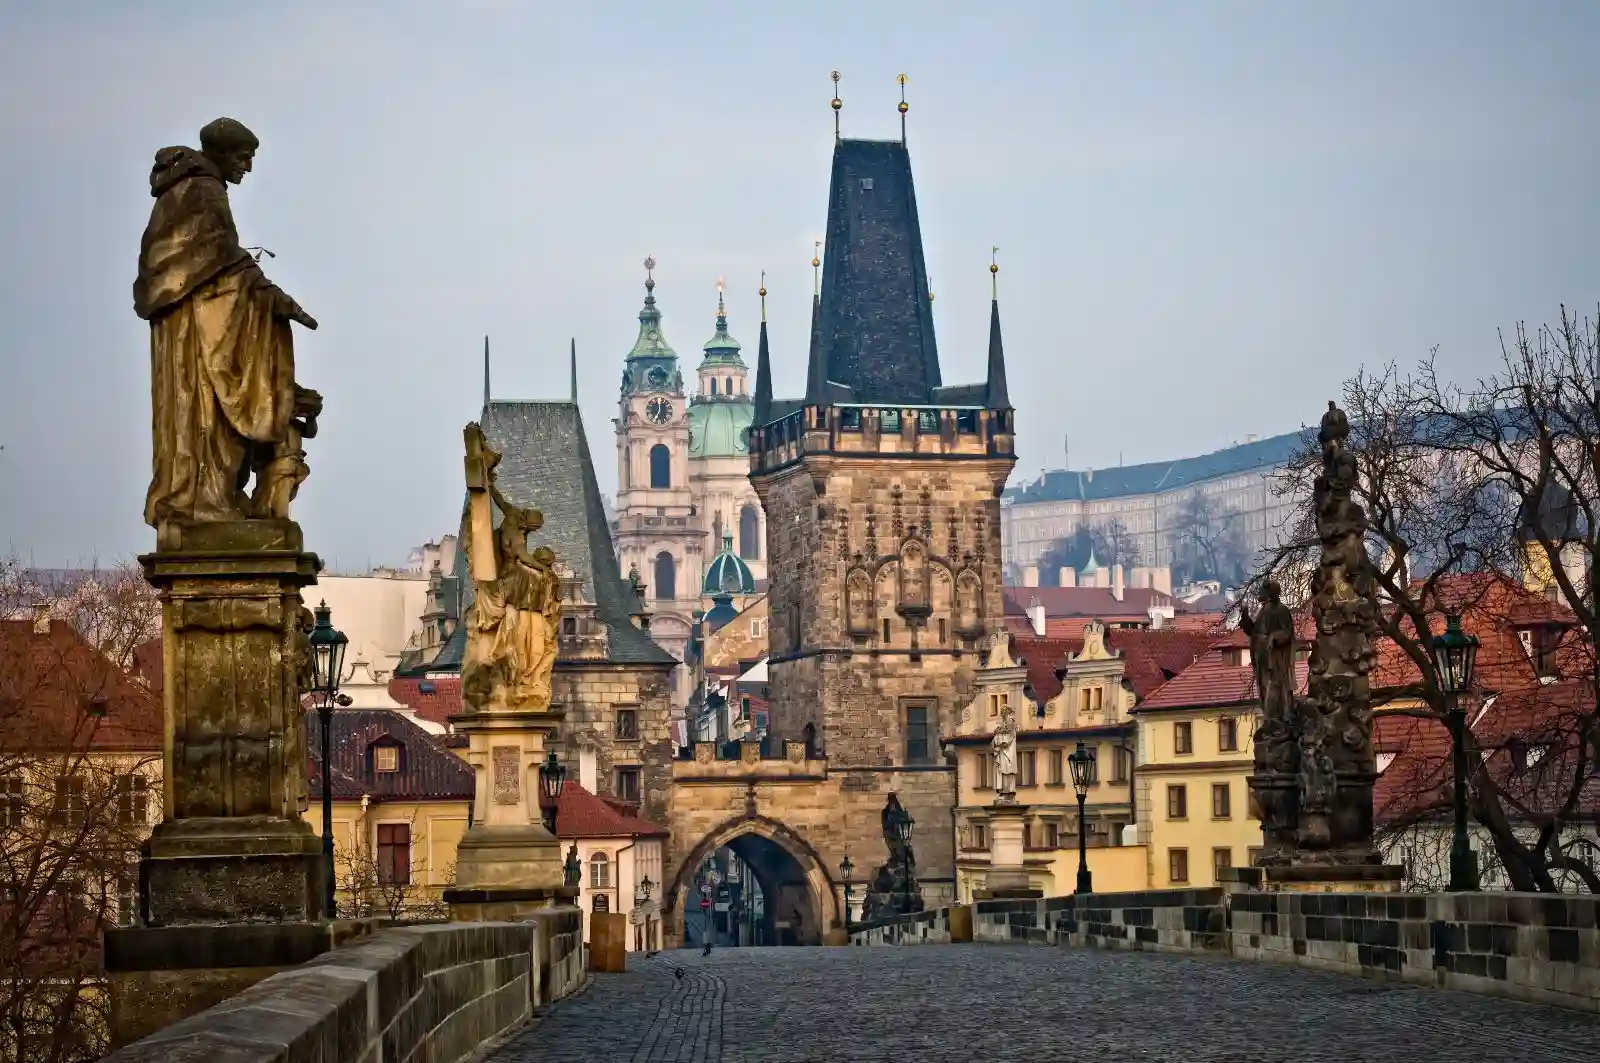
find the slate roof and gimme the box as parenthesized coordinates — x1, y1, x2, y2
(1007, 429, 1307, 505)
(441, 401, 674, 669)
(306, 708, 474, 802)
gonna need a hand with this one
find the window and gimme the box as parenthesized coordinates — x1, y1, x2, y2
(1080, 687, 1103, 714)
(1048, 749, 1064, 785)
(881, 409, 902, 433)
(1110, 746, 1131, 784)
(3, 775, 24, 828)
(1218, 717, 1238, 752)
(1168, 848, 1189, 884)
(976, 751, 995, 789)
(374, 746, 399, 773)
(52, 775, 86, 827)
(654, 552, 677, 601)
(1212, 847, 1233, 880)
(115, 774, 148, 825)
(904, 704, 931, 764)
(739, 505, 760, 561)
(1174, 721, 1193, 755)
(916, 410, 938, 432)
(750, 618, 764, 637)
(376, 824, 411, 886)
(882, 618, 892, 642)
(590, 851, 611, 889)
(649, 444, 671, 488)
(614, 767, 641, 804)
(1022, 821, 1033, 848)
(938, 618, 947, 644)
(1211, 782, 1232, 819)
(969, 822, 988, 850)
(1246, 847, 1264, 866)
(1019, 750, 1036, 787)
(710, 378, 718, 395)
(1043, 821, 1060, 848)
(1078, 750, 1100, 785)
(616, 709, 639, 740)
(1166, 784, 1188, 820)
(841, 408, 862, 432)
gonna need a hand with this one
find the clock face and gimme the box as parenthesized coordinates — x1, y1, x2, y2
(646, 365, 669, 388)
(646, 397, 673, 424)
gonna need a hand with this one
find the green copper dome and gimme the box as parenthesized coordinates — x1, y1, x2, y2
(703, 535, 756, 595)
(688, 399, 753, 458)
(700, 289, 744, 366)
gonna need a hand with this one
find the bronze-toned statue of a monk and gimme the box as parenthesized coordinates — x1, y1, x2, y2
(135, 117, 320, 548)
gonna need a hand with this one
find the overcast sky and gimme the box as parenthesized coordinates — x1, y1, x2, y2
(2, 1, 1597, 570)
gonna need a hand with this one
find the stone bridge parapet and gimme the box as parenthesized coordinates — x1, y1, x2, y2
(101, 910, 584, 1063)
(851, 888, 1600, 1014)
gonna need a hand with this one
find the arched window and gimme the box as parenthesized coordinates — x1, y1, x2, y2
(725, 377, 733, 395)
(589, 851, 610, 889)
(649, 444, 671, 488)
(739, 505, 760, 560)
(654, 552, 677, 601)
(710, 378, 718, 395)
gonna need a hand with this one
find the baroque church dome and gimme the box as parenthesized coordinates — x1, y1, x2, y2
(702, 535, 756, 595)
(688, 280, 753, 458)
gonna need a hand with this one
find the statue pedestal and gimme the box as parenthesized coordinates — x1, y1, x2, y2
(1222, 863, 1405, 895)
(443, 710, 573, 921)
(106, 521, 341, 1048)
(980, 802, 1041, 899)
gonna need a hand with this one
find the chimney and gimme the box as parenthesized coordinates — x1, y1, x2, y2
(1147, 608, 1165, 630)
(1151, 567, 1173, 596)
(1112, 565, 1125, 602)
(1057, 567, 1076, 588)
(1129, 567, 1151, 589)
(31, 600, 50, 635)
(579, 744, 598, 793)
(1027, 596, 1046, 637)
(1022, 565, 1039, 588)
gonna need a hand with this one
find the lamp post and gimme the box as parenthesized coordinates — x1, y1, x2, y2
(537, 748, 566, 833)
(1068, 741, 1094, 894)
(307, 601, 348, 920)
(1433, 614, 1481, 892)
(634, 874, 653, 952)
(839, 852, 854, 932)
(888, 803, 915, 912)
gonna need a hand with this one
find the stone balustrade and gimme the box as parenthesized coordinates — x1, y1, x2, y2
(851, 888, 1600, 1014)
(101, 910, 585, 1063)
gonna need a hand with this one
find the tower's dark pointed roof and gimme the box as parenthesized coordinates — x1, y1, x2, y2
(817, 138, 941, 404)
(985, 298, 1010, 409)
(752, 318, 773, 426)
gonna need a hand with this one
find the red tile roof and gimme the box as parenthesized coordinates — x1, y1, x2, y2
(1135, 646, 1309, 712)
(554, 781, 668, 839)
(1011, 628, 1221, 704)
(388, 676, 462, 730)
(0, 620, 162, 752)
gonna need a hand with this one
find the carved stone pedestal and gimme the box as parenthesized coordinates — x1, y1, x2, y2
(106, 520, 340, 1048)
(979, 803, 1041, 900)
(443, 711, 573, 921)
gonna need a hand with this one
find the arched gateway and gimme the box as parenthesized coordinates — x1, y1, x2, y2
(666, 814, 839, 947)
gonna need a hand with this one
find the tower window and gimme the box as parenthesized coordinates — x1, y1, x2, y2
(710, 378, 719, 395)
(654, 552, 677, 601)
(650, 444, 671, 488)
(725, 377, 732, 395)
(739, 505, 760, 561)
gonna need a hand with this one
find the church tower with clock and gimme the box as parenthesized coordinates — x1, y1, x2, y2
(613, 258, 699, 701)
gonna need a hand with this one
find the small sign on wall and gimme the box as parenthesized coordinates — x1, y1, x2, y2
(593, 893, 610, 913)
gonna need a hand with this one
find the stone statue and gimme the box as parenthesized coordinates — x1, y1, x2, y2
(461, 422, 563, 714)
(1240, 579, 1296, 726)
(135, 118, 321, 548)
(992, 703, 1019, 803)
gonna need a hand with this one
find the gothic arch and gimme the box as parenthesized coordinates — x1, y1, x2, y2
(665, 813, 841, 944)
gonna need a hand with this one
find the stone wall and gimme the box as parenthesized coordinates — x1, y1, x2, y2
(556, 661, 675, 825)
(101, 910, 585, 1063)
(852, 890, 1600, 1014)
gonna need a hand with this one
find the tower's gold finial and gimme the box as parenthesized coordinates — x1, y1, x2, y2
(716, 276, 726, 318)
(812, 240, 822, 298)
(759, 270, 768, 321)
(990, 246, 1000, 300)
(830, 70, 842, 140)
(897, 73, 909, 142)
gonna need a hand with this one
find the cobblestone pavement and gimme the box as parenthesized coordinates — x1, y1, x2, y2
(492, 945, 1600, 1063)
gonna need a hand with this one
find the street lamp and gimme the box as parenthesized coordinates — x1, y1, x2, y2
(634, 875, 654, 953)
(887, 803, 915, 912)
(1433, 614, 1481, 892)
(537, 748, 566, 832)
(1068, 741, 1094, 894)
(308, 600, 348, 920)
(839, 852, 854, 931)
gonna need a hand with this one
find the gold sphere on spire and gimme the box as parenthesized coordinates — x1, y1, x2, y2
(990, 262, 999, 274)
(759, 285, 767, 298)
(831, 97, 842, 111)
(898, 101, 908, 114)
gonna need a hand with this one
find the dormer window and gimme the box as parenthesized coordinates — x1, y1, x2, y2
(374, 745, 399, 774)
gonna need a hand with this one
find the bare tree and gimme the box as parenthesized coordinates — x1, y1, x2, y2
(1169, 494, 1251, 587)
(1246, 308, 1600, 893)
(333, 811, 452, 922)
(1038, 518, 1141, 578)
(1, 557, 162, 1063)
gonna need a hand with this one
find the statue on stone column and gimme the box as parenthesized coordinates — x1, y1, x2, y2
(462, 422, 563, 714)
(1240, 579, 1296, 727)
(134, 117, 321, 549)
(992, 703, 1019, 803)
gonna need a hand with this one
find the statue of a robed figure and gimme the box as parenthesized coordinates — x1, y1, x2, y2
(461, 422, 563, 714)
(135, 117, 321, 549)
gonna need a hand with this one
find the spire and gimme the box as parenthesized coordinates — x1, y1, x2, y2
(897, 73, 909, 143)
(570, 338, 578, 403)
(830, 70, 842, 141)
(626, 255, 677, 361)
(986, 296, 1010, 411)
(753, 277, 773, 425)
(482, 335, 491, 410)
(699, 277, 743, 365)
(804, 291, 826, 405)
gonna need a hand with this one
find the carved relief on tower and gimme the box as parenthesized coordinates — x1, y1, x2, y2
(845, 566, 875, 639)
(955, 567, 983, 639)
(896, 537, 931, 616)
